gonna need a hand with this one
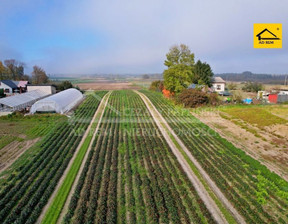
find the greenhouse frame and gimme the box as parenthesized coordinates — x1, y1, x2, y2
(30, 88, 83, 114)
(0, 90, 49, 112)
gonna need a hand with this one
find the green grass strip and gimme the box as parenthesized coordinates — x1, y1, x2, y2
(41, 93, 108, 224)
(41, 134, 93, 224)
(144, 96, 237, 224)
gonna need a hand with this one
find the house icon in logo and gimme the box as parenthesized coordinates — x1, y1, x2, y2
(256, 28, 280, 41)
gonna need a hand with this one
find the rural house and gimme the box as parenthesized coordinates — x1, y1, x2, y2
(212, 77, 225, 92)
(0, 80, 18, 95)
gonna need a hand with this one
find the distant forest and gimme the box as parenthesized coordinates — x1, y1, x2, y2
(216, 71, 288, 84)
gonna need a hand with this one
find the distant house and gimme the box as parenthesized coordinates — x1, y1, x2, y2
(0, 80, 18, 95)
(212, 77, 225, 92)
(27, 84, 57, 95)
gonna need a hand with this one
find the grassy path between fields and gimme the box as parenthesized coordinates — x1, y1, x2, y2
(136, 90, 245, 224)
(39, 91, 111, 224)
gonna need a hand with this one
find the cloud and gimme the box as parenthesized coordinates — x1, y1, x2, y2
(1, 0, 288, 74)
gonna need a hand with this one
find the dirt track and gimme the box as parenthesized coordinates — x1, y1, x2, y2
(136, 90, 246, 224)
(37, 92, 111, 224)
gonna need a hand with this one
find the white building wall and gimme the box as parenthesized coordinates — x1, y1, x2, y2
(212, 83, 225, 92)
(279, 90, 288, 95)
(0, 83, 13, 95)
(27, 86, 56, 95)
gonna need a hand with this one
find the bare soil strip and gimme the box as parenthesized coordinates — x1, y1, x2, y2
(37, 91, 111, 224)
(0, 138, 39, 173)
(136, 90, 246, 224)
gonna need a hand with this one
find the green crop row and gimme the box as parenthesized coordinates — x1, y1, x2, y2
(63, 90, 216, 224)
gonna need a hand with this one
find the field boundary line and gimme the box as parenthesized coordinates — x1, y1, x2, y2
(136, 90, 245, 224)
(37, 91, 111, 224)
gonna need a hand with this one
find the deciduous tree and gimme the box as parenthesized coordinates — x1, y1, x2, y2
(163, 44, 195, 94)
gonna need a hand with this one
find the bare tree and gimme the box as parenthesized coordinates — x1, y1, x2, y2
(4, 59, 25, 80)
(32, 66, 49, 84)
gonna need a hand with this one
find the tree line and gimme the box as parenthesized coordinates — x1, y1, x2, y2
(0, 59, 49, 84)
(217, 71, 287, 85)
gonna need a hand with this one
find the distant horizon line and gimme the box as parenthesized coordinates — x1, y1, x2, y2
(48, 72, 288, 77)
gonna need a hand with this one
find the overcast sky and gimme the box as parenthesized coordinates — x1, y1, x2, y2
(1, 0, 288, 75)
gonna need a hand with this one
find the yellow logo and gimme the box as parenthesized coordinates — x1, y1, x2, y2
(254, 24, 282, 48)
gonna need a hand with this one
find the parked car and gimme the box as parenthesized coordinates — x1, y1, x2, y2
(218, 91, 232, 96)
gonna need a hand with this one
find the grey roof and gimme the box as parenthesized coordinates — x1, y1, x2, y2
(212, 77, 225, 83)
(0, 90, 49, 108)
(1, 80, 18, 89)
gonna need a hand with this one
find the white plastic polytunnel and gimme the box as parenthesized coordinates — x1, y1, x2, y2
(0, 90, 49, 112)
(30, 88, 83, 114)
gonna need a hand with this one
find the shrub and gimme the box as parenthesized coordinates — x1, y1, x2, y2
(242, 82, 263, 92)
(208, 93, 220, 106)
(232, 93, 243, 103)
(177, 89, 209, 108)
(227, 82, 237, 90)
(149, 80, 164, 92)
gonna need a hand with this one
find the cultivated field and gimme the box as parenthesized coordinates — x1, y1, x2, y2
(0, 91, 107, 224)
(0, 114, 65, 174)
(192, 105, 288, 180)
(77, 82, 141, 90)
(0, 90, 287, 224)
(141, 90, 288, 223)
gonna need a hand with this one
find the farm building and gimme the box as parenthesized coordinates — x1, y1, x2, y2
(30, 88, 83, 114)
(268, 94, 288, 103)
(27, 84, 56, 95)
(211, 77, 225, 92)
(277, 94, 288, 103)
(276, 89, 288, 95)
(268, 94, 278, 103)
(0, 90, 49, 112)
(14, 80, 29, 93)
